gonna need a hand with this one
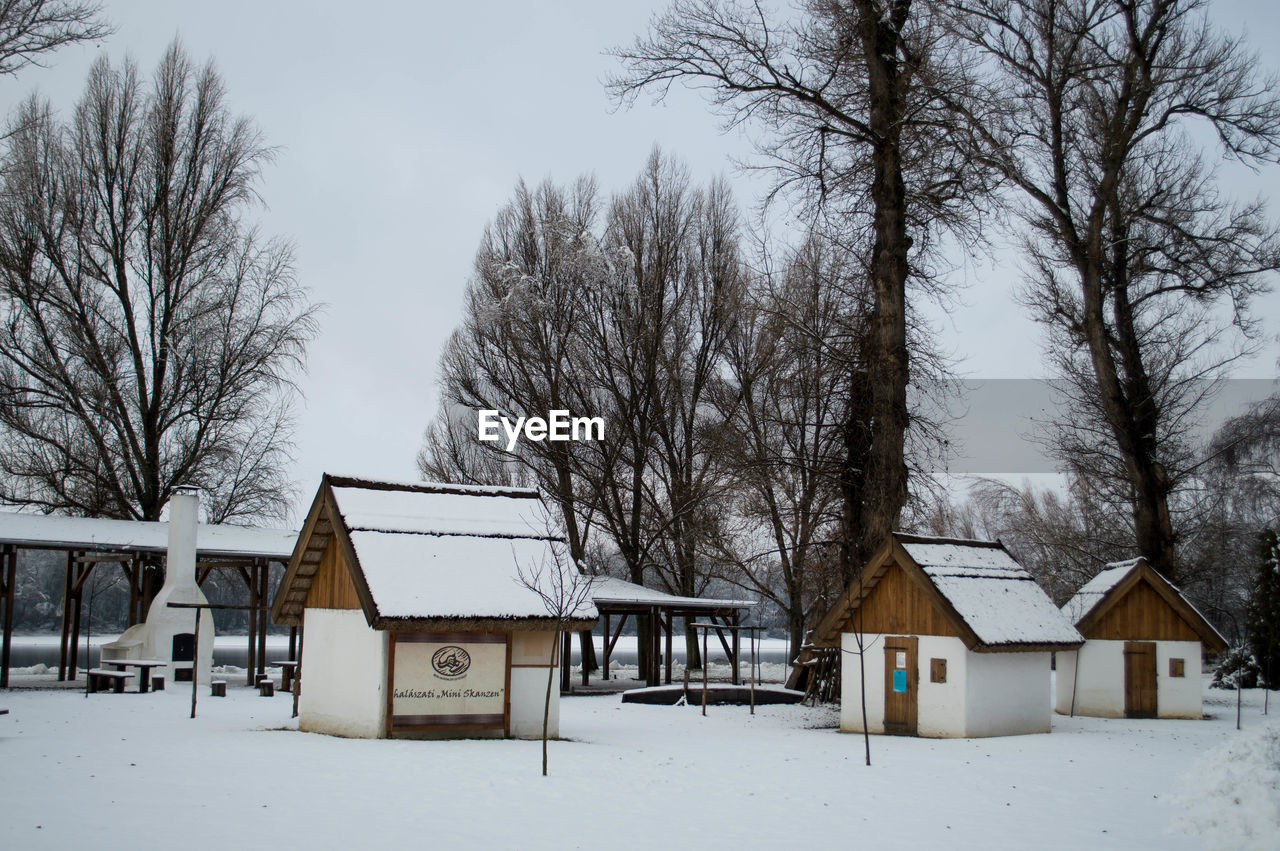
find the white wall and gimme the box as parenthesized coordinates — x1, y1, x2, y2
(1056, 639, 1203, 719)
(840, 632, 885, 735)
(509, 630, 560, 740)
(965, 650, 1052, 736)
(1156, 641, 1203, 719)
(1056, 641, 1125, 717)
(915, 636, 968, 738)
(842, 632, 1053, 737)
(299, 608, 388, 738)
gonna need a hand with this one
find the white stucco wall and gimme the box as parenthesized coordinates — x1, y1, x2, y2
(842, 633, 1053, 737)
(1056, 639, 1203, 719)
(840, 632, 886, 734)
(298, 608, 389, 738)
(915, 636, 968, 738)
(965, 650, 1052, 736)
(1156, 640, 1203, 719)
(1056, 640, 1125, 717)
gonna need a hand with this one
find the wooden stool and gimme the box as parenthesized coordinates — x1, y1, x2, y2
(210, 680, 227, 697)
(257, 676, 274, 697)
(151, 675, 165, 691)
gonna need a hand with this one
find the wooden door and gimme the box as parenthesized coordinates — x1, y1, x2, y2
(1123, 641, 1157, 718)
(883, 636, 918, 735)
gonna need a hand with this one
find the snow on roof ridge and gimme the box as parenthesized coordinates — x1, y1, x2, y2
(325, 473, 539, 500)
(893, 531, 1005, 548)
(345, 526, 564, 543)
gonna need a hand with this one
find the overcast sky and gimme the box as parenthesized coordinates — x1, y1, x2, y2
(1, 1, 1277, 526)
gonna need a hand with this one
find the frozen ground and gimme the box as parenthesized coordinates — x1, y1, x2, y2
(0, 676, 1275, 849)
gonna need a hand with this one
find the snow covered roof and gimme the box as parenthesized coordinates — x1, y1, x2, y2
(588, 575, 756, 611)
(1061, 557, 1227, 652)
(272, 476, 597, 630)
(1061, 560, 1138, 626)
(812, 532, 1082, 651)
(0, 510, 296, 560)
(898, 535, 1083, 649)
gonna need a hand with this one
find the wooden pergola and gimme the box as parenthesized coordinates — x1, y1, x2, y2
(0, 512, 296, 688)
(573, 576, 756, 690)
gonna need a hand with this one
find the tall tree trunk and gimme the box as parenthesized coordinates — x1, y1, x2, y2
(850, 0, 912, 571)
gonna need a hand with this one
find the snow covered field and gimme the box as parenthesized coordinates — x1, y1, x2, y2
(0, 677, 1275, 849)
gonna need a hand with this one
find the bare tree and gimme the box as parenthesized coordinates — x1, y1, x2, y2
(949, 0, 1280, 581)
(0, 0, 109, 77)
(611, 1, 998, 581)
(515, 537, 596, 777)
(711, 233, 851, 654)
(0, 42, 318, 531)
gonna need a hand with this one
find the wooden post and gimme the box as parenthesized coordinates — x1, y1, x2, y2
(749, 628, 756, 716)
(602, 612, 610, 681)
(664, 610, 673, 685)
(701, 626, 708, 716)
(256, 561, 268, 685)
(731, 612, 741, 686)
(559, 631, 571, 694)
(246, 566, 258, 687)
(58, 550, 74, 680)
(190, 607, 202, 719)
(0, 545, 15, 688)
(68, 562, 84, 680)
(580, 631, 590, 687)
(291, 620, 304, 719)
(288, 625, 297, 661)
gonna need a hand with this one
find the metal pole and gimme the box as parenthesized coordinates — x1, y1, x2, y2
(701, 626, 708, 717)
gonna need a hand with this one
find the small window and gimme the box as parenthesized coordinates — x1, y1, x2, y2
(1169, 658, 1185, 678)
(930, 658, 947, 684)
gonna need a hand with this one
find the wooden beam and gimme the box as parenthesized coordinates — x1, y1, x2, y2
(0, 545, 16, 688)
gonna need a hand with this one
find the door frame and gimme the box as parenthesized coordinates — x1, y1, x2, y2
(1122, 640, 1158, 719)
(883, 636, 918, 735)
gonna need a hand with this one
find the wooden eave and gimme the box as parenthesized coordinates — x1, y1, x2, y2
(271, 476, 378, 628)
(1076, 560, 1228, 654)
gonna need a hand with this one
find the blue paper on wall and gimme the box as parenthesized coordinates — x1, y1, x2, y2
(893, 669, 907, 693)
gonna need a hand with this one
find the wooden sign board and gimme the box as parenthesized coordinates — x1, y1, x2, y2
(388, 632, 511, 734)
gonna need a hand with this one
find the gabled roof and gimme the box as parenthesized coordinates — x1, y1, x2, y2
(1062, 557, 1227, 653)
(813, 532, 1083, 652)
(271, 475, 597, 631)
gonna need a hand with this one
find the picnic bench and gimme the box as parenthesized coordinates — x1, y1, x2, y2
(86, 669, 131, 694)
(104, 659, 168, 694)
(271, 660, 298, 692)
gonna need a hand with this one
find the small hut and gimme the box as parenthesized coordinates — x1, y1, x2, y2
(811, 533, 1082, 738)
(1056, 558, 1227, 719)
(271, 475, 596, 739)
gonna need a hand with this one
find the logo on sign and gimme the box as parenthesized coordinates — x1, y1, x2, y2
(431, 646, 472, 679)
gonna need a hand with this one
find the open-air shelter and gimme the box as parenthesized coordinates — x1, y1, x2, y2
(585, 575, 756, 689)
(0, 511, 295, 688)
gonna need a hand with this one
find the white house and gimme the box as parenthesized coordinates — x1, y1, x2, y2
(1056, 558, 1227, 719)
(270, 475, 596, 739)
(810, 533, 1083, 738)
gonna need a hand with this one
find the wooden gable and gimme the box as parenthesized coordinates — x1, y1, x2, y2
(1076, 562, 1228, 653)
(270, 477, 378, 627)
(840, 562, 961, 639)
(810, 537, 980, 649)
(305, 538, 361, 610)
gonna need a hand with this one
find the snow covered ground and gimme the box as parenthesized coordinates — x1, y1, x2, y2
(0, 676, 1275, 849)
